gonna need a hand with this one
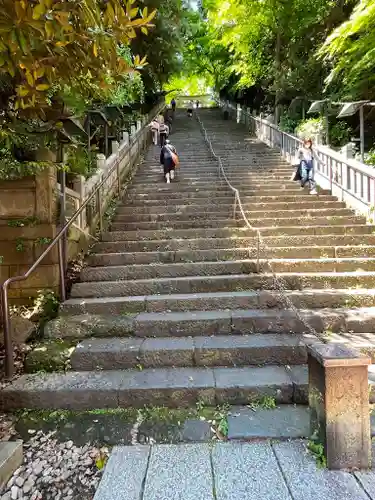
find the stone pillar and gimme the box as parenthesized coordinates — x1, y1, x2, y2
(122, 132, 129, 146)
(236, 104, 241, 124)
(308, 342, 371, 470)
(137, 120, 141, 131)
(96, 154, 106, 172)
(130, 125, 136, 137)
(111, 141, 119, 154)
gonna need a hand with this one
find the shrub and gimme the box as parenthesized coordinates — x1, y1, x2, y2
(295, 117, 325, 141)
(330, 121, 353, 147)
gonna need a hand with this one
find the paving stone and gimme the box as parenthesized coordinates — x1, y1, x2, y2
(0, 441, 23, 489)
(94, 446, 150, 500)
(118, 367, 216, 408)
(71, 338, 143, 370)
(227, 405, 310, 440)
(1, 371, 121, 410)
(194, 334, 306, 367)
(273, 440, 369, 500)
(214, 366, 294, 404)
(212, 441, 291, 500)
(181, 420, 212, 442)
(354, 443, 375, 497)
(286, 365, 308, 404)
(143, 444, 214, 500)
(139, 337, 194, 367)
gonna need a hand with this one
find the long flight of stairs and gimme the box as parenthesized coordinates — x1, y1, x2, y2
(3, 108, 375, 410)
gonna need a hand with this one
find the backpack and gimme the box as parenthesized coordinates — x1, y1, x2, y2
(165, 145, 179, 167)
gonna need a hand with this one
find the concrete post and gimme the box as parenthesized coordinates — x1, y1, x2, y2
(122, 132, 129, 146)
(111, 141, 119, 154)
(130, 125, 136, 137)
(308, 342, 371, 470)
(236, 104, 241, 124)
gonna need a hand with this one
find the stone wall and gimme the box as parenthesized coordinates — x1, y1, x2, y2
(0, 167, 59, 305)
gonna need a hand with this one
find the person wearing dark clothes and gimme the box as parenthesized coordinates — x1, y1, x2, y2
(196, 100, 200, 108)
(164, 111, 173, 134)
(187, 100, 194, 117)
(160, 139, 177, 183)
(171, 98, 176, 112)
(159, 122, 169, 147)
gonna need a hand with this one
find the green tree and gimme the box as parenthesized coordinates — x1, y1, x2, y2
(319, 0, 375, 100)
(0, 0, 155, 117)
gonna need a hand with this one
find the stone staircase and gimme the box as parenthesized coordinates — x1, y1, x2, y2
(3, 108, 375, 411)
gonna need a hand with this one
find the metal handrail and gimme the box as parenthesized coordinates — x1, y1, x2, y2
(1, 101, 164, 378)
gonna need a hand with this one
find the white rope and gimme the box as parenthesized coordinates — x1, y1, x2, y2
(195, 111, 325, 341)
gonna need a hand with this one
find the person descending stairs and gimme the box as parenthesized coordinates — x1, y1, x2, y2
(3, 107, 375, 414)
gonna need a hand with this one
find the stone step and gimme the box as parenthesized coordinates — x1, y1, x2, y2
(259, 224, 374, 236)
(94, 235, 375, 254)
(62, 289, 375, 315)
(110, 215, 365, 232)
(102, 225, 375, 243)
(125, 189, 305, 202)
(113, 208, 353, 224)
(135, 173, 295, 182)
(110, 218, 242, 231)
(89, 244, 375, 267)
(80, 257, 375, 283)
(0, 365, 307, 410)
(106, 307, 375, 337)
(124, 194, 337, 207)
(116, 201, 345, 215)
(130, 180, 301, 190)
(70, 272, 375, 298)
(70, 334, 307, 370)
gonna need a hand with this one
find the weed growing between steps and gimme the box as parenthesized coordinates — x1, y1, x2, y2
(24, 339, 78, 373)
(247, 395, 277, 411)
(307, 439, 327, 468)
(14, 403, 232, 446)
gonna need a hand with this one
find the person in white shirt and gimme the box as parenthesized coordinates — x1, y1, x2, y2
(149, 119, 159, 145)
(296, 138, 317, 195)
(187, 100, 194, 117)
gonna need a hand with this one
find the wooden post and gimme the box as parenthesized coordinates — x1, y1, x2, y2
(308, 342, 371, 470)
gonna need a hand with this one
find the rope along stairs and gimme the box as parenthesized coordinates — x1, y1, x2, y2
(2, 108, 375, 413)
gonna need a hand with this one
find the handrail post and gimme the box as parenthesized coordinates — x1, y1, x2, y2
(117, 159, 121, 196)
(58, 238, 66, 302)
(97, 186, 103, 234)
(1, 284, 14, 378)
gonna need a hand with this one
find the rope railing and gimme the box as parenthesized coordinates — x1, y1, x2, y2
(195, 110, 325, 342)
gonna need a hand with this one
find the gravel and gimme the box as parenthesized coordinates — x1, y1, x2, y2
(0, 430, 108, 500)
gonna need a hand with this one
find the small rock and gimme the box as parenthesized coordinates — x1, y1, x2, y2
(10, 486, 18, 500)
(65, 440, 73, 450)
(32, 463, 43, 476)
(7, 476, 15, 489)
(23, 480, 34, 494)
(42, 467, 53, 477)
(1, 492, 11, 500)
(16, 476, 25, 488)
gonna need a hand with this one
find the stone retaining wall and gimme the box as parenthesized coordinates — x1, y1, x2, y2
(0, 167, 59, 305)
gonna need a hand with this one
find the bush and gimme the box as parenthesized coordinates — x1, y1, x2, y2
(295, 117, 325, 141)
(65, 145, 98, 179)
(365, 148, 375, 167)
(330, 121, 353, 148)
(279, 113, 300, 134)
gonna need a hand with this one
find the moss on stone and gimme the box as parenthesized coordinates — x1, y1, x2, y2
(25, 339, 76, 373)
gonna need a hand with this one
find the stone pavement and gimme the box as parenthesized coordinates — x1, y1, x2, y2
(94, 440, 375, 500)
